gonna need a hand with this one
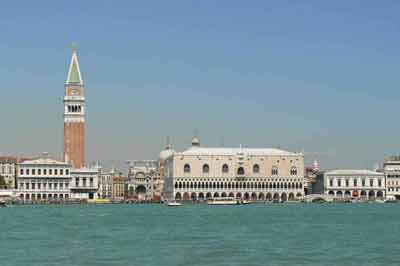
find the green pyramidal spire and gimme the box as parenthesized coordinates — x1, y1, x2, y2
(66, 48, 83, 85)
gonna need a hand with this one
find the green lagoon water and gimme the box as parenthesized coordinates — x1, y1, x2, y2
(1, 204, 400, 266)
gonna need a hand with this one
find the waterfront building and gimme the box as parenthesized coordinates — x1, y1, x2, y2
(17, 155, 71, 201)
(324, 169, 385, 199)
(64, 48, 86, 169)
(384, 156, 400, 200)
(127, 160, 161, 200)
(70, 167, 100, 200)
(112, 175, 128, 200)
(164, 137, 305, 202)
(303, 160, 325, 195)
(99, 169, 113, 199)
(0, 156, 18, 189)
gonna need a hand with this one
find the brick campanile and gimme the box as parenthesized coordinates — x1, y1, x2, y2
(63, 47, 85, 169)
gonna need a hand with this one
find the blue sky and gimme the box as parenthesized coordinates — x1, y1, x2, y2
(0, 1, 399, 170)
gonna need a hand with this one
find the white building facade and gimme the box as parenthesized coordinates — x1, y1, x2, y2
(17, 157, 71, 201)
(164, 138, 305, 202)
(324, 169, 385, 199)
(99, 169, 113, 199)
(127, 160, 160, 200)
(70, 167, 100, 200)
(384, 156, 400, 200)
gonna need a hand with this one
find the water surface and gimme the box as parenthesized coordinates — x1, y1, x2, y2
(1, 204, 399, 266)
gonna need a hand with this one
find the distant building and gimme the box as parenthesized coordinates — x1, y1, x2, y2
(164, 137, 305, 202)
(99, 169, 113, 199)
(303, 159, 324, 195)
(17, 156, 71, 201)
(112, 174, 128, 200)
(127, 160, 160, 200)
(0, 156, 18, 189)
(70, 167, 100, 200)
(384, 156, 400, 200)
(324, 169, 385, 199)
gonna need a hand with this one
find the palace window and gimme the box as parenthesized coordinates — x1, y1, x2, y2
(38, 169, 41, 175)
(345, 179, 349, 187)
(370, 179, 373, 187)
(203, 164, 210, 174)
(32, 169, 36, 175)
(362, 179, 365, 186)
(66, 169, 69, 175)
(237, 167, 245, 175)
(60, 169, 64, 175)
(329, 179, 333, 187)
(44, 169, 47, 175)
(54, 169, 58, 175)
(20, 169, 24, 175)
(26, 169, 30, 175)
(184, 164, 191, 173)
(338, 179, 341, 187)
(353, 179, 357, 187)
(290, 167, 297, 176)
(253, 164, 260, 174)
(222, 164, 229, 173)
(271, 166, 278, 176)
(75, 178, 79, 187)
(378, 179, 382, 187)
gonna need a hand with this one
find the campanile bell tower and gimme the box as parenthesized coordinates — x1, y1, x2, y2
(63, 47, 85, 168)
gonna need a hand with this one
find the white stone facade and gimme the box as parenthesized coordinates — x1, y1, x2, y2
(384, 156, 400, 200)
(70, 167, 99, 200)
(324, 169, 385, 199)
(17, 157, 71, 201)
(99, 170, 113, 199)
(127, 160, 161, 200)
(164, 138, 305, 202)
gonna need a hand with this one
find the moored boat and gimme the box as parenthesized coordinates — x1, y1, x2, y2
(207, 197, 239, 205)
(167, 201, 182, 207)
(0, 200, 7, 208)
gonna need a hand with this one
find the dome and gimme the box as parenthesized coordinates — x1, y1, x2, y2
(159, 147, 175, 161)
(191, 136, 200, 147)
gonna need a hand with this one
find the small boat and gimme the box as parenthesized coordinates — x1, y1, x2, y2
(167, 201, 182, 207)
(375, 199, 386, 204)
(207, 197, 239, 205)
(241, 200, 253, 205)
(0, 200, 7, 208)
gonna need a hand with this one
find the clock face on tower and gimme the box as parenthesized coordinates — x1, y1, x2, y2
(68, 88, 80, 96)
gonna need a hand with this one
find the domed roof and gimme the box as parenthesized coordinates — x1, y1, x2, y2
(191, 136, 200, 146)
(159, 146, 175, 161)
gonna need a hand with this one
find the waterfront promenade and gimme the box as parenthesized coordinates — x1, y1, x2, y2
(1, 204, 399, 266)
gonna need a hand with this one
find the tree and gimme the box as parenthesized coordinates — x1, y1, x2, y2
(0, 176, 6, 189)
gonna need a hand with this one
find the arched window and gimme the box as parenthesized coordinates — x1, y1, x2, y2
(222, 164, 229, 173)
(271, 166, 278, 176)
(253, 164, 260, 174)
(237, 167, 245, 175)
(184, 164, 191, 173)
(202, 164, 210, 174)
(290, 167, 297, 176)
